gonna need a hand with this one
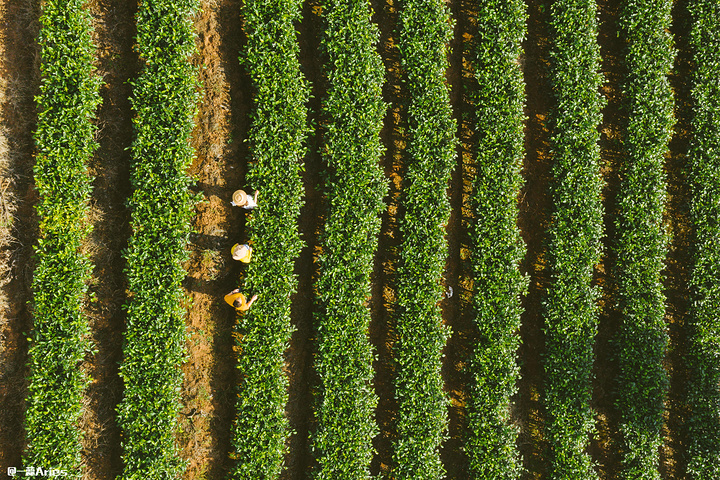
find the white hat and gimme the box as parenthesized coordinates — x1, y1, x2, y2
(231, 243, 251, 262)
(232, 189, 248, 206)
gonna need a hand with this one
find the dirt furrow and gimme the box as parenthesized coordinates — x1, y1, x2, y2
(80, 0, 137, 477)
(438, 0, 474, 477)
(0, 0, 40, 471)
(590, 0, 624, 476)
(516, 0, 552, 478)
(661, 0, 693, 476)
(282, 1, 325, 478)
(179, 0, 248, 477)
(368, 0, 403, 475)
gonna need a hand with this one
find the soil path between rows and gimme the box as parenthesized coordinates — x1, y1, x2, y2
(591, 0, 624, 476)
(369, 0, 403, 474)
(662, 0, 693, 476)
(179, 0, 249, 477)
(282, 0, 326, 478)
(517, 0, 553, 477)
(0, 0, 39, 471)
(81, 0, 137, 477)
(439, 0, 474, 476)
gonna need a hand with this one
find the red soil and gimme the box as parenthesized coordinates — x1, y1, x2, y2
(179, 0, 249, 477)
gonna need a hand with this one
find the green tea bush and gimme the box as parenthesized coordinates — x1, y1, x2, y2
(227, 0, 309, 477)
(312, 0, 387, 477)
(544, 1, 604, 478)
(116, 0, 199, 477)
(391, 0, 456, 477)
(613, 1, 674, 478)
(24, 0, 101, 475)
(686, 2, 720, 478)
(466, 1, 528, 478)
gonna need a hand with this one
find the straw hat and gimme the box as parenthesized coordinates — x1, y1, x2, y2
(232, 189, 248, 206)
(233, 293, 247, 309)
(231, 243, 252, 263)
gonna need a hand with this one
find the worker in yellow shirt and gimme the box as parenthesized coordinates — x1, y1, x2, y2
(231, 243, 252, 263)
(224, 289, 258, 313)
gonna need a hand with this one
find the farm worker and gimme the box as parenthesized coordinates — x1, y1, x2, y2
(231, 243, 252, 263)
(231, 189, 258, 209)
(224, 289, 258, 313)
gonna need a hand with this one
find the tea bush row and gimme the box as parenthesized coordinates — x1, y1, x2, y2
(227, 0, 309, 477)
(312, 0, 387, 476)
(466, 1, 528, 478)
(391, 0, 456, 477)
(544, 1, 604, 478)
(613, 1, 674, 478)
(686, 1, 720, 478)
(24, 0, 101, 475)
(116, 0, 199, 477)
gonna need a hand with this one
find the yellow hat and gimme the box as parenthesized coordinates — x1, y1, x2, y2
(231, 243, 252, 263)
(232, 189, 248, 206)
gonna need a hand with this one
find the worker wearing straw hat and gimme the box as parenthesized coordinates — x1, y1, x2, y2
(224, 289, 258, 313)
(231, 243, 252, 263)
(231, 189, 259, 209)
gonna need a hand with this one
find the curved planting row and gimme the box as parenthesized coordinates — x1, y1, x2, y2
(544, 1, 604, 478)
(115, 0, 199, 477)
(227, 0, 309, 477)
(312, 0, 386, 476)
(391, 0, 455, 477)
(686, 1, 720, 478)
(24, 0, 101, 473)
(466, 1, 528, 478)
(614, 0, 674, 477)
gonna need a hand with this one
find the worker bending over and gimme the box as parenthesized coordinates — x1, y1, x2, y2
(224, 289, 258, 313)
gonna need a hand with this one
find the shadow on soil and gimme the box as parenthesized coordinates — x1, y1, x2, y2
(438, 0, 476, 477)
(178, 0, 252, 479)
(368, 0, 404, 475)
(590, 0, 624, 477)
(516, 0, 553, 478)
(0, 0, 40, 472)
(81, 0, 138, 476)
(661, 0, 693, 476)
(179, 0, 249, 477)
(282, 0, 326, 477)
